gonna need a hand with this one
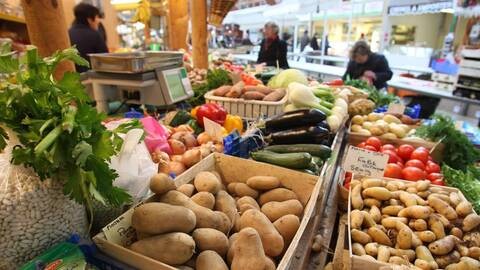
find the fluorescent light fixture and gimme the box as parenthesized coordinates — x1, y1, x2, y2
(440, 8, 454, 13)
(111, 0, 141, 4)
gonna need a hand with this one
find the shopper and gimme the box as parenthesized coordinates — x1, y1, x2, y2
(69, 3, 108, 73)
(310, 33, 319, 51)
(241, 30, 253, 45)
(343, 41, 393, 89)
(300, 30, 310, 52)
(257, 22, 289, 69)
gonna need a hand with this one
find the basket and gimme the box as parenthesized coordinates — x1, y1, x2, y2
(204, 90, 288, 120)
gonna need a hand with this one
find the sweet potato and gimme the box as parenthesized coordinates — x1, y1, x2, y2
(192, 228, 229, 256)
(246, 176, 280, 190)
(194, 171, 221, 194)
(192, 192, 215, 209)
(226, 81, 244, 98)
(196, 250, 228, 270)
(263, 88, 286, 101)
(132, 202, 196, 234)
(177, 184, 195, 197)
(244, 85, 274, 95)
(215, 190, 237, 226)
(239, 209, 284, 257)
(231, 227, 270, 270)
(261, 199, 303, 222)
(428, 235, 458, 255)
(243, 91, 266, 100)
(150, 173, 176, 195)
(258, 188, 298, 205)
(130, 233, 195, 265)
(213, 85, 232, 97)
(273, 214, 300, 247)
(362, 187, 392, 201)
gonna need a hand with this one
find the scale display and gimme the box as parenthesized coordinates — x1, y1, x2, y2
(158, 67, 194, 103)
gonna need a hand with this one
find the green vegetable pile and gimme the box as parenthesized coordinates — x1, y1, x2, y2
(188, 68, 231, 106)
(442, 165, 480, 213)
(0, 46, 137, 218)
(415, 114, 480, 171)
(344, 77, 398, 107)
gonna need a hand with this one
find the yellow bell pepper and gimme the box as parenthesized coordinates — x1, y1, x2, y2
(223, 114, 243, 133)
(190, 106, 199, 119)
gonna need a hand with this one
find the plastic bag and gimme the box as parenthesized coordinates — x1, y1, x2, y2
(140, 116, 171, 154)
(19, 241, 87, 270)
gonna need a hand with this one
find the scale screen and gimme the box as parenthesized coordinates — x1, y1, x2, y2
(159, 67, 193, 103)
(165, 72, 185, 100)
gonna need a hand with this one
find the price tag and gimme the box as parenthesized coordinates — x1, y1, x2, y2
(343, 146, 389, 177)
(387, 103, 406, 114)
(204, 117, 225, 142)
(102, 203, 143, 246)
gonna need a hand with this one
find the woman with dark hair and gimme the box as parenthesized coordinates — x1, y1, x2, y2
(68, 3, 108, 72)
(342, 41, 392, 89)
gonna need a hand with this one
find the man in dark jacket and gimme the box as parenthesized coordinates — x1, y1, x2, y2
(257, 22, 289, 69)
(69, 3, 108, 73)
(343, 41, 392, 89)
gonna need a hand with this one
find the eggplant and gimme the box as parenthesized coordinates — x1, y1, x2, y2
(265, 109, 327, 132)
(269, 125, 330, 145)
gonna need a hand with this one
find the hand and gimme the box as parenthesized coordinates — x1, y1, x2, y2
(363, 70, 376, 80)
(360, 76, 373, 86)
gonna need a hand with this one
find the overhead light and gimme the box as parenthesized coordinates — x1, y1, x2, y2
(441, 8, 454, 13)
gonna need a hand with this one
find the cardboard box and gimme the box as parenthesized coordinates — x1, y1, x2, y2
(93, 153, 323, 270)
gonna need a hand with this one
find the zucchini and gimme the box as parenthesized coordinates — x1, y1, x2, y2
(264, 144, 332, 160)
(266, 109, 327, 132)
(312, 156, 324, 167)
(269, 126, 330, 145)
(250, 150, 312, 169)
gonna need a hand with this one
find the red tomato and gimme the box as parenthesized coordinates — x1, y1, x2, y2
(410, 148, 430, 164)
(402, 167, 427, 181)
(365, 137, 382, 151)
(397, 144, 415, 160)
(326, 79, 343, 86)
(344, 181, 351, 189)
(428, 156, 433, 161)
(357, 142, 366, 148)
(396, 161, 404, 169)
(364, 145, 378, 152)
(345, 172, 352, 183)
(382, 149, 401, 163)
(425, 161, 441, 174)
(432, 179, 445, 186)
(427, 173, 443, 182)
(405, 159, 426, 170)
(381, 144, 396, 151)
(384, 163, 403, 179)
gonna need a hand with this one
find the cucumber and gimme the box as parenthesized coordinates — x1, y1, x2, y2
(264, 144, 332, 160)
(312, 156, 324, 167)
(250, 150, 312, 169)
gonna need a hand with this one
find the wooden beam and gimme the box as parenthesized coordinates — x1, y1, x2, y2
(167, 0, 188, 50)
(190, 0, 208, 69)
(21, 0, 75, 80)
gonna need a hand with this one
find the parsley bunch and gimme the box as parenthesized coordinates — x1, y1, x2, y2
(0, 46, 135, 214)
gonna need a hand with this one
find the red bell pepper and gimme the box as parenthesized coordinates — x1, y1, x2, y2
(325, 79, 343, 86)
(196, 103, 228, 127)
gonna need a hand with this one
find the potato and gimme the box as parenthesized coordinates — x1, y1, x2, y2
(415, 231, 436, 243)
(368, 113, 383, 121)
(350, 210, 364, 229)
(351, 184, 364, 210)
(380, 133, 397, 140)
(468, 246, 480, 259)
(383, 114, 401, 124)
(351, 229, 372, 245)
(400, 191, 418, 207)
(370, 205, 381, 223)
(389, 248, 416, 262)
(449, 192, 462, 207)
(364, 198, 381, 208)
(227, 233, 239, 265)
(258, 188, 298, 206)
(415, 180, 430, 192)
(194, 171, 221, 194)
(368, 227, 392, 246)
(351, 124, 363, 132)
(445, 257, 480, 270)
(246, 176, 280, 190)
(150, 173, 176, 195)
(261, 199, 303, 222)
(352, 242, 366, 256)
(192, 228, 229, 256)
(132, 202, 196, 234)
(428, 235, 458, 255)
(406, 187, 418, 194)
(428, 215, 446, 240)
(357, 128, 372, 136)
(362, 187, 392, 201)
(192, 192, 215, 209)
(397, 228, 412, 249)
(433, 213, 451, 228)
(273, 214, 300, 247)
(239, 209, 284, 257)
(456, 244, 470, 257)
(215, 190, 237, 225)
(382, 205, 404, 216)
(389, 125, 406, 138)
(382, 217, 408, 229)
(396, 221, 422, 248)
(196, 250, 228, 270)
(456, 201, 473, 217)
(264, 257, 276, 270)
(435, 250, 461, 268)
(362, 211, 377, 228)
(416, 246, 437, 267)
(377, 245, 390, 262)
(409, 219, 428, 231)
(365, 243, 379, 256)
(130, 233, 195, 265)
(428, 196, 458, 220)
(352, 115, 364, 125)
(235, 183, 259, 199)
(389, 256, 409, 265)
(463, 213, 480, 232)
(398, 205, 431, 219)
(362, 178, 385, 189)
(415, 259, 433, 270)
(227, 183, 238, 194)
(385, 182, 399, 192)
(177, 184, 195, 197)
(418, 190, 431, 199)
(451, 227, 463, 239)
(160, 191, 231, 233)
(231, 227, 271, 270)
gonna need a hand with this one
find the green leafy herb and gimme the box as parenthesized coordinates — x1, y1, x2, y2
(415, 114, 480, 171)
(188, 68, 232, 106)
(0, 46, 136, 213)
(442, 165, 480, 213)
(344, 77, 399, 107)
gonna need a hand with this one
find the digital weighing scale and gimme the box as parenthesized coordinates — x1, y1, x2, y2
(85, 52, 194, 113)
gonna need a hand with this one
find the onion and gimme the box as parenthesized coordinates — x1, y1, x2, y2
(181, 133, 198, 149)
(199, 146, 212, 158)
(197, 132, 212, 145)
(169, 161, 186, 176)
(213, 143, 224, 153)
(170, 131, 187, 141)
(182, 149, 202, 167)
(168, 139, 186, 155)
(170, 155, 183, 162)
(158, 160, 170, 174)
(173, 124, 193, 133)
(154, 150, 170, 163)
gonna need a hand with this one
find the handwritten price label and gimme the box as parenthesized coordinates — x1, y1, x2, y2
(343, 146, 389, 177)
(103, 202, 144, 246)
(387, 103, 406, 114)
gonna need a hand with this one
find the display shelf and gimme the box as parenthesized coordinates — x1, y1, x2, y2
(457, 84, 480, 92)
(0, 12, 25, 23)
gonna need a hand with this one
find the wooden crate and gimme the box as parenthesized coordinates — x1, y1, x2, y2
(346, 177, 471, 270)
(93, 153, 323, 270)
(204, 90, 287, 120)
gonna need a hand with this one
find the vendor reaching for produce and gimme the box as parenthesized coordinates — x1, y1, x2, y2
(343, 41, 392, 89)
(257, 22, 289, 69)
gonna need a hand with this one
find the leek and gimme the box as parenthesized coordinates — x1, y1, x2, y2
(288, 82, 332, 116)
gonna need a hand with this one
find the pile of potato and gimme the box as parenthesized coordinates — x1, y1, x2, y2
(349, 177, 480, 270)
(351, 113, 416, 139)
(129, 172, 304, 270)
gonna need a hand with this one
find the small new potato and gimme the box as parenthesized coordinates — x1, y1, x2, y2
(368, 112, 383, 121)
(350, 210, 364, 230)
(351, 124, 363, 132)
(352, 115, 364, 125)
(367, 227, 392, 246)
(382, 205, 404, 216)
(365, 243, 379, 256)
(415, 231, 436, 243)
(428, 235, 458, 255)
(357, 129, 372, 136)
(398, 205, 431, 219)
(362, 187, 392, 201)
(409, 219, 428, 231)
(456, 201, 473, 217)
(397, 228, 412, 249)
(362, 178, 385, 189)
(351, 229, 372, 245)
(377, 245, 390, 262)
(383, 114, 401, 124)
(463, 213, 480, 232)
(352, 242, 366, 256)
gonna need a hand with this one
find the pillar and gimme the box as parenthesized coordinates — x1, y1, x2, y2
(190, 0, 208, 69)
(167, 0, 188, 50)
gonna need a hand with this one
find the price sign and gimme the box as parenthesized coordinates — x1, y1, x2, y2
(343, 146, 389, 177)
(387, 103, 406, 114)
(103, 202, 143, 246)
